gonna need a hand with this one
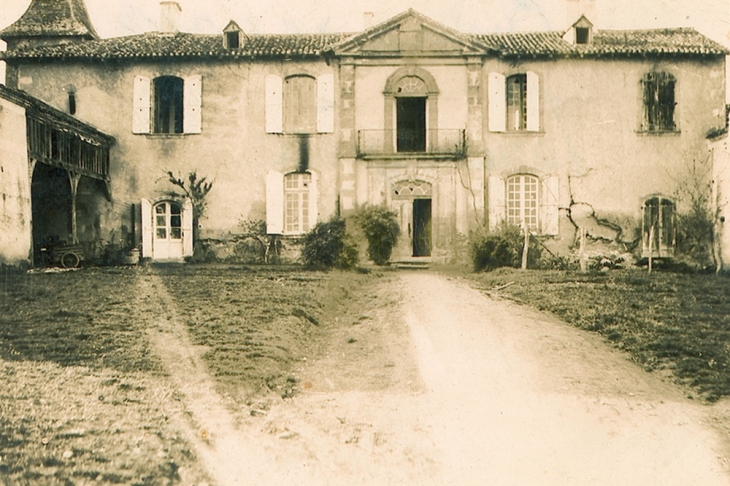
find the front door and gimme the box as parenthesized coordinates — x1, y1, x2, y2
(413, 198, 432, 257)
(153, 201, 184, 260)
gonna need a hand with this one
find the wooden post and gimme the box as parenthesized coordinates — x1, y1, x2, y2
(68, 171, 81, 244)
(648, 224, 654, 274)
(579, 227, 587, 272)
(521, 220, 529, 270)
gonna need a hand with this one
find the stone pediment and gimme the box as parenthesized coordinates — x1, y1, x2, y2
(334, 9, 482, 56)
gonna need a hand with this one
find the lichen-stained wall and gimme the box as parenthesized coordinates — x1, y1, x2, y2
(10, 58, 340, 242)
(483, 55, 727, 250)
(0, 97, 31, 265)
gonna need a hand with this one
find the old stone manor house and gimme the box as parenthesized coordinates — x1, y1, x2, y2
(0, 0, 727, 266)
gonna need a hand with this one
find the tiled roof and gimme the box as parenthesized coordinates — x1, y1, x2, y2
(2, 32, 353, 60)
(472, 28, 728, 57)
(0, 0, 99, 40)
(1, 26, 726, 61)
(0, 85, 113, 145)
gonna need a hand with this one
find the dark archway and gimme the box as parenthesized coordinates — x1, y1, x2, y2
(31, 163, 72, 261)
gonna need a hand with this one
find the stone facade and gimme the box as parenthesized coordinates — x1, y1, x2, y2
(1, 3, 727, 264)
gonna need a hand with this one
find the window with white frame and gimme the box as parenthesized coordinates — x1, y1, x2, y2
(285, 172, 311, 234)
(489, 71, 540, 132)
(507, 174, 539, 230)
(132, 74, 202, 134)
(265, 170, 318, 235)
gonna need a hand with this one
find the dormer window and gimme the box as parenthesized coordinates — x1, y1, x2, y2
(563, 15, 594, 45)
(226, 31, 240, 49)
(223, 20, 243, 49)
(575, 27, 589, 44)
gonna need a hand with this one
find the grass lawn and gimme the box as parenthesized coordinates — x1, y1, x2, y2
(467, 268, 730, 401)
(0, 264, 373, 484)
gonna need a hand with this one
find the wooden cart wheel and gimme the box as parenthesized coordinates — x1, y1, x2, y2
(61, 251, 81, 268)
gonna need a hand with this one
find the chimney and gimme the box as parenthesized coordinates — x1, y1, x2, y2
(160, 1, 182, 33)
(363, 12, 374, 30)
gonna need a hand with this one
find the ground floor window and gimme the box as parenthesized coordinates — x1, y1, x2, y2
(284, 172, 311, 234)
(507, 174, 539, 230)
(642, 196, 676, 257)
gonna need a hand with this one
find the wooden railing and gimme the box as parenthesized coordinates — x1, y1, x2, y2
(27, 117, 110, 179)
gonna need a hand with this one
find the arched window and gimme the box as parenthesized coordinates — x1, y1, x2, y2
(284, 75, 316, 134)
(394, 76, 428, 152)
(153, 76, 184, 134)
(507, 174, 539, 230)
(642, 72, 676, 132)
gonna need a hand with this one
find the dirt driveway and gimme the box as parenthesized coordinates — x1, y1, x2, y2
(151, 271, 730, 485)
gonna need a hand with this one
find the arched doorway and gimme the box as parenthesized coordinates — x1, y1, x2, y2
(392, 180, 432, 258)
(31, 163, 72, 261)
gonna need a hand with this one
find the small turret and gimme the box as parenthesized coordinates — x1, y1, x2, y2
(0, 0, 99, 51)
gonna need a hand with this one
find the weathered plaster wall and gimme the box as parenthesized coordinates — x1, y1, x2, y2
(483, 55, 726, 250)
(0, 97, 31, 265)
(12, 58, 340, 243)
(712, 135, 730, 269)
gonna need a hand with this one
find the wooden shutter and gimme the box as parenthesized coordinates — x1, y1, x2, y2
(541, 175, 559, 235)
(132, 76, 151, 134)
(488, 175, 506, 230)
(183, 75, 202, 134)
(266, 170, 284, 234)
(308, 171, 319, 230)
(526, 71, 540, 131)
(182, 197, 194, 257)
(316, 74, 334, 133)
(141, 198, 153, 258)
(265, 75, 283, 134)
(488, 72, 506, 132)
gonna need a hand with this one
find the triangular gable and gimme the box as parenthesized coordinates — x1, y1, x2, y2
(223, 20, 242, 33)
(333, 9, 483, 56)
(563, 15, 596, 44)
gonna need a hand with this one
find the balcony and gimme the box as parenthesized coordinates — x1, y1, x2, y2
(357, 129, 466, 159)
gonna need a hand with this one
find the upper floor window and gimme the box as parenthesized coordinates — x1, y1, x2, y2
(506, 74, 527, 131)
(284, 75, 316, 134)
(154, 76, 183, 134)
(489, 72, 540, 132)
(642, 72, 676, 132)
(226, 31, 240, 49)
(265, 74, 334, 134)
(132, 74, 202, 135)
(395, 76, 428, 152)
(507, 174, 539, 231)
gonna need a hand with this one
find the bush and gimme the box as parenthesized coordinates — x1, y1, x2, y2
(469, 223, 541, 271)
(301, 218, 358, 270)
(354, 206, 400, 266)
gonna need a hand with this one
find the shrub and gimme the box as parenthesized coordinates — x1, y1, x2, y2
(301, 218, 358, 270)
(469, 222, 541, 271)
(354, 206, 400, 266)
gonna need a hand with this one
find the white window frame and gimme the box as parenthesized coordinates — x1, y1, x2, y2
(488, 71, 540, 132)
(266, 170, 318, 235)
(506, 174, 539, 231)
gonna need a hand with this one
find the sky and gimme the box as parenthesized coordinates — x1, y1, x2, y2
(0, 0, 727, 45)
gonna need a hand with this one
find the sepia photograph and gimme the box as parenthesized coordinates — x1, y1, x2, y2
(0, 0, 729, 483)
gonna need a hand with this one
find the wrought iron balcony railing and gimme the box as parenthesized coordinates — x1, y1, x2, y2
(357, 129, 466, 158)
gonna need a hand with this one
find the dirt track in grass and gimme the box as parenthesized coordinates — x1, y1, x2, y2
(144, 269, 730, 484)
